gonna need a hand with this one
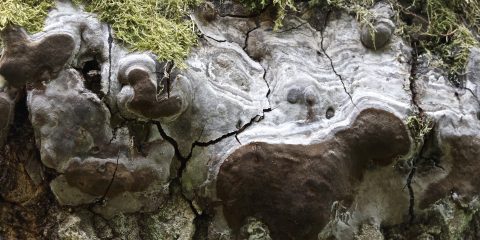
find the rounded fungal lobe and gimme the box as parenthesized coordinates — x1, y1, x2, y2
(117, 55, 187, 120)
(360, 19, 395, 50)
(360, 3, 395, 50)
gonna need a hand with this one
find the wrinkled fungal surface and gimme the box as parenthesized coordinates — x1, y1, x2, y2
(1, 1, 480, 239)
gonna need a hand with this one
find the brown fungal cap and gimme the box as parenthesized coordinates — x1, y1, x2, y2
(64, 161, 158, 198)
(217, 108, 410, 240)
(0, 27, 75, 88)
(420, 136, 480, 208)
(125, 67, 183, 119)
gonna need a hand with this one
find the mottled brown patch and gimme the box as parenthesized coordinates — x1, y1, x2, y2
(420, 136, 480, 208)
(64, 161, 158, 198)
(0, 90, 57, 240)
(0, 27, 75, 88)
(127, 68, 183, 119)
(217, 108, 410, 240)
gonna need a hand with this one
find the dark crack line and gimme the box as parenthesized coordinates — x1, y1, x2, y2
(405, 165, 416, 223)
(147, 23, 274, 234)
(277, 22, 308, 33)
(186, 107, 272, 159)
(243, 25, 260, 51)
(409, 40, 424, 116)
(405, 40, 423, 224)
(98, 151, 120, 204)
(152, 63, 273, 179)
(203, 34, 227, 43)
(106, 25, 113, 97)
(218, 3, 272, 19)
(464, 86, 480, 107)
(319, 10, 356, 107)
(263, 66, 272, 98)
(152, 108, 273, 180)
(151, 121, 188, 178)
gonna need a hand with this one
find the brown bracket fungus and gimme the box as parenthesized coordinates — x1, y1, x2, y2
(217, 108, 411, 240)
(64, 160, 159, 198)
(0, 27, 75, 88)
(117, 54, 189, 121)
(419, 136, 480, 209)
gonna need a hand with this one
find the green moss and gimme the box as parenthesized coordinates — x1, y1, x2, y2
(0, 0, 53, 33)
(0, 0, 199, 66)
(406, 115, 433, 147)
(398, 115, 433, 163)
(393, 0, 479, 85)
(73, 0, 200, 67)
(422, 0, 479, 85)
(324, 0, 375, 26)
(238, 0, 296, 29)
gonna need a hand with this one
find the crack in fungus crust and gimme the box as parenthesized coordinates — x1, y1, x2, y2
(217, 108, 410, 240)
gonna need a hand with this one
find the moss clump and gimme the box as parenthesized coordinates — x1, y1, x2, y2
(389, 0, 479, 85)
(419, 0, 479, 85)
(323, 0, 375, 27)
(73, 0, 200, 67)
(406, 115, 433, 149)
(0, 0, 53, 33)
(238, 0, 296, 29)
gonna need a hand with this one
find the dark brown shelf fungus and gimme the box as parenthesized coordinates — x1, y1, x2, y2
(0, 27, 75, 88)
(217, 108, 410, 240)
(123, 66, 183, 119)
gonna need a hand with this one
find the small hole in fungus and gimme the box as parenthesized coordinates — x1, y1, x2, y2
(326, 107, 335, 119)
(82, 59, 104, 99)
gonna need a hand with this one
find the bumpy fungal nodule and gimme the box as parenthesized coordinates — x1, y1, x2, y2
(360, 3, 395, 50)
